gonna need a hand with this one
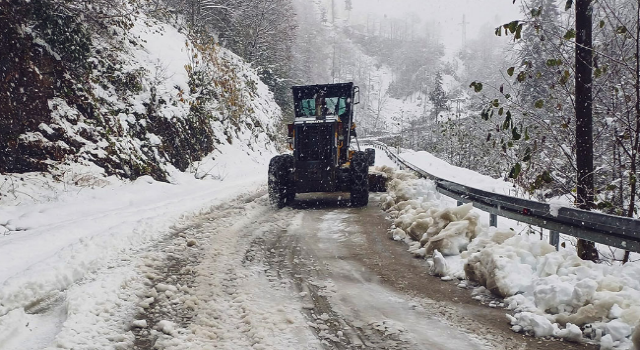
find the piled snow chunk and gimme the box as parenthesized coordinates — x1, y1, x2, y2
(601, 334, 616, 349)
(382, 170, 438, 209)
(429, 250, 448, 277)
(555, 322, 582, 342)
(507, 313, 582, 342)
(607, 319, 632, 342)
(156, 320, 177, 335)
(467, 233, 640, 346)
(464, 235, 555, 298)
(391, 227, 408, 241)
(507, 312, 559, 337)
(408, 242, 427, 258)
(132, 320, 148, 328)
(379, 165, 640, 348)
(424, 207, 479, 256)
(633, 323, 640, 349)
(380, 169, 481, 258)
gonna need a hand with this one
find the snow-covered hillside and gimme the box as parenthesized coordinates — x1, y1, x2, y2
(1, 1, 281, 183)
(0, 3, 285, 347)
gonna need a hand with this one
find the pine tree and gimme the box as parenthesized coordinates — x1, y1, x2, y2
(429, 71, 447, 117)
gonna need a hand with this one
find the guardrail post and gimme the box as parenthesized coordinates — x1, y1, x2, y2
(490, 213, 497, 227)
(549, 231, 560, 250)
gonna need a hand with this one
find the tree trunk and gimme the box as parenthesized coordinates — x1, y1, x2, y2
(575, 0, 599, 261)
(623, 1, 640, 264)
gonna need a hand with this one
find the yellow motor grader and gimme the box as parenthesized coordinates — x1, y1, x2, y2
(268, 82, 381, 208)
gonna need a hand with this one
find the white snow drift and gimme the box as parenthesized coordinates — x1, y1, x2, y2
(378, 163, 640, 349)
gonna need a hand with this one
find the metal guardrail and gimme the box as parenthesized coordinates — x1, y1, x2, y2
(370, 141, 640, 253)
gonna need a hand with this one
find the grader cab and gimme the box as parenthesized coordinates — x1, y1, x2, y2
(268, 82, 378, 208)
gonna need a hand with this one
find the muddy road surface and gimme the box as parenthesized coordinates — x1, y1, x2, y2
(132, 191, 595, 350)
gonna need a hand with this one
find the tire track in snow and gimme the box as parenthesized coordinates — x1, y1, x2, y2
(127, 189, 592, 350)
(256, 194, 488, 350)
(131, 191, 320, 349)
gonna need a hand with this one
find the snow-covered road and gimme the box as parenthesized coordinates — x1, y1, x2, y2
(125, 189, 487, 349)
(258, 195, 485, 349)
(124, 188, 595, 349)
(0, 177, 270, 350)
(0, 149, 602, 349)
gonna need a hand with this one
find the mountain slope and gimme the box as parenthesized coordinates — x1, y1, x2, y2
(0, 0, 281, 184)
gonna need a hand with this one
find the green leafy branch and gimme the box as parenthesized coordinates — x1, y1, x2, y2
(470, 80, 533, 180)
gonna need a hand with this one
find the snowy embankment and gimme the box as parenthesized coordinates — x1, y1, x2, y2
(396, 148, 516, 195)
(0, 11, 281, 349)
(0, 148, 277, 349)
(376, 153, 640, 349)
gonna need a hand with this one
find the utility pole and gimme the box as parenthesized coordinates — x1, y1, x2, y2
(331, 0, 336, 83)
(459, 14, 469, 47)
(574, 0, 599, 261)
(331, 0, 335, 24)
(332, 35, 336, 83)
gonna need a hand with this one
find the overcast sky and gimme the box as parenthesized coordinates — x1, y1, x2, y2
(344, 0, 523, 52)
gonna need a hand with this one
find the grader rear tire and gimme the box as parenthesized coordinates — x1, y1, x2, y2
(365, 148, 375, 166)
(350, 151, 369, 207)
(268, 154, 295, 208)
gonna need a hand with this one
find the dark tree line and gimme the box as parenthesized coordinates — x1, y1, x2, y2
(164, 0, 298, 115)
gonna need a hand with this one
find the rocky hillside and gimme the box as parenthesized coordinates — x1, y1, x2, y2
(0, 0, 282, 183)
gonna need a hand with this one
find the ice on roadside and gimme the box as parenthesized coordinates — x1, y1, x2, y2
(429, 250, 448, 277)
(379, 165, 640, 348)
(380, 170, 481, 260)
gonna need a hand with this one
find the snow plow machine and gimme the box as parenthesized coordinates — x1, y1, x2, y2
(268, 82, 386, 208)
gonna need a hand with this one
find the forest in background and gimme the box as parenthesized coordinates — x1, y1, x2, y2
(297, 0, 640, 228)
(269, 0, 640, 261)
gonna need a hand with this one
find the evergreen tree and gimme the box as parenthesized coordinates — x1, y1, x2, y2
(429, 71, 447, 117)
